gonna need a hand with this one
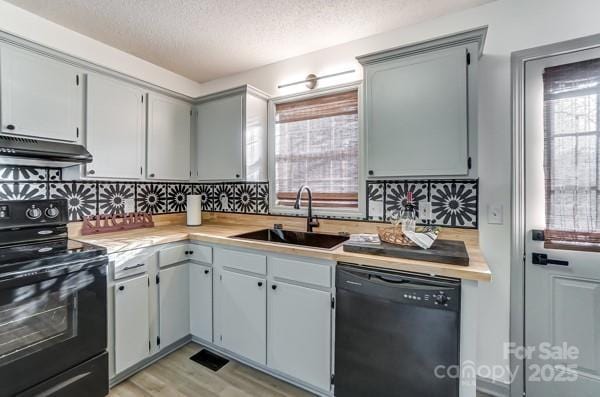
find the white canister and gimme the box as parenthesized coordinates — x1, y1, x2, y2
(187, 195, 202, 226)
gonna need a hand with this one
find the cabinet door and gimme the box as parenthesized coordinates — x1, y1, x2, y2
(268, 281, 332, 390)
(147, 93, 191, 181)
(114, 275, 150, 373)
(0, 45, 82, 141)
(366, 46, 469, 177)
(159, 264, 190, 348)
(189, 263, 213, 342)
(214, 269, 266, 364)
(196, 95, 243, 181)
(86, 74, 145, 179)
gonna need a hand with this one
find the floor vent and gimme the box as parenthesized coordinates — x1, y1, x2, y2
(190, 349, 229, 371)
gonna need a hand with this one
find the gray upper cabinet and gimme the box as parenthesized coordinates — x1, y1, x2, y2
(195, 86, 268, 182)
(147, 93, 192, 181)
(358, 27, 486, 178)
(0, 45, 83, 142)
(196, 94, 244, 181)
(84, 74, 146, 179)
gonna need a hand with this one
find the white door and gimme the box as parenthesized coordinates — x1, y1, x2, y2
(86, 74, 145, 179)
(114, 275, 150, 373)
(214, 268, 266, 364)
(366, 45, 472, 177)
(524, 47, 600, 396)
(0, 45, 82, 141)
(267, 281, 332, 390)
(196, 95, 243, 181)
(190, 263, 213, 342)
(159, 264, 190, 348)
(147, 93, 191, 181)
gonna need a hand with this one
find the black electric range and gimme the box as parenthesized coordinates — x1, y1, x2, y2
(0, 199, 109, 397)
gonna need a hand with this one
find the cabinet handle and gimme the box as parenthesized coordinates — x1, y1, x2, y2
(118, 285, 125, 291)
(272, 284, 277, 290)
(88, 169, 96, 175)
(149, 173, 155, 178)
(123, 263, 144, 271)
(258, 281, 263, 287)
(189, 250, 194, 255)
(368, 170, 374, 176)
(6, 124, 15, 131)
(235, 174, 240, 178)
(204, 269, 210, 275)
(185, 250, 190, 255)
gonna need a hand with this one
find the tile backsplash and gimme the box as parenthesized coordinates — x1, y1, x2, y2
(0, 165, 478, 228)
(367, 179, 478, 228)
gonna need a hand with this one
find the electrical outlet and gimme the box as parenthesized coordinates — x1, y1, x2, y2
(419, 200, 432, 221)
(487, 203, 503, 224)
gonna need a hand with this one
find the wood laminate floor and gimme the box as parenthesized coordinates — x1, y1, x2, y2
(108, 343, 311, 397)
(109, 342, 495, 397)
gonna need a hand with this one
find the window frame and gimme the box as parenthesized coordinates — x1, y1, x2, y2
(268, 81, 365, 219)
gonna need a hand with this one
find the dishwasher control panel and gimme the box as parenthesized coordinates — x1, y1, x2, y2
(401, 288, 458, 309)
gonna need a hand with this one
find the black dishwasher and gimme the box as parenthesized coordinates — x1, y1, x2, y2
(335, 263, 460, 397)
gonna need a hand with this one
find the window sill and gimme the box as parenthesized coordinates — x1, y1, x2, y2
(269, 206, 365, 221)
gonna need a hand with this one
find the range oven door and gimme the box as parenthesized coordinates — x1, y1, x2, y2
(0, 256, 107, 396)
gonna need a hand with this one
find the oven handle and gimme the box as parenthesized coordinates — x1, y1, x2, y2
(0, 256, 107, 289)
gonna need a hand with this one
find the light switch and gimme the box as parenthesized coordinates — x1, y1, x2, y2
(487, 203, 503, 224)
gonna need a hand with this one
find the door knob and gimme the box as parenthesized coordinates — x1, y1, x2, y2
(204, 269, 210, 275)
(149, 173, 155, 178)
(118, 285, 125, 291)
(272, 284, 277, 290)
(258, 281, 263, 287)
(88, 169, 95, 175)
(6, 124, 15, 130)
(532, 252, 569, 266)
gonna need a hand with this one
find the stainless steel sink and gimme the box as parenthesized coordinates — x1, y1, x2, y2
(232, 228, 349, 250)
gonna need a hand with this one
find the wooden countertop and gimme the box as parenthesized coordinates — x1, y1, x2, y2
(73, 220, 491, 282)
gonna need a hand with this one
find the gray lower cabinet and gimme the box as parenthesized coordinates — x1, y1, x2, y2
(114, 274, 150, 374)
(267, 281, 332, 391)
(189, 263, 213, 342)
(158, 263, 190, 348)
(214, 267, 267, 365)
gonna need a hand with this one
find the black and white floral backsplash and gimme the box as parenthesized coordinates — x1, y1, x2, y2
(367, 179, 478, 228)
(0, 166, 478, 228)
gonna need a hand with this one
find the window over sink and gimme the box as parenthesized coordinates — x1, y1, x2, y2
(269, 84, 363, 217)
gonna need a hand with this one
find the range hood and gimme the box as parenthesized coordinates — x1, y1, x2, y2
(0, 135, 92, 168)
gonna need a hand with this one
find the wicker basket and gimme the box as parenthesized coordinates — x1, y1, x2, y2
(377, 226, 415, 246)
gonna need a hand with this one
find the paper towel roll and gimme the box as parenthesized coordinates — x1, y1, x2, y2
(187, 195, 202, 226)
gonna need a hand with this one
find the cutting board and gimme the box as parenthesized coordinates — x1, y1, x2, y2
(342, 239, 469, 266)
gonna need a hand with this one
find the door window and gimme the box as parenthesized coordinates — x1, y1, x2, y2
(543, 58, 600, 249)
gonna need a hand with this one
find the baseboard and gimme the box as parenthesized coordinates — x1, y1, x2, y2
(477, 376, 510, 397)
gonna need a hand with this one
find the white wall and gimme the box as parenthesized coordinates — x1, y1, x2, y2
(198, 0, 600, 385)
(0, 0, 202, 97)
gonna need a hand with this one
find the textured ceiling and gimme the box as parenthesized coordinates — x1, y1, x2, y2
(6, 0, 493, 83)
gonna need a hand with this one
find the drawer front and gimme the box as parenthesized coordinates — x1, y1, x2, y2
(158, 244, 188, 267)
(112, 248, 152, 280)
(159, 244, 213, 267)
(270, 257, 331, 288)
(187, 244, 213, 264)
(215, 248, 266, 275)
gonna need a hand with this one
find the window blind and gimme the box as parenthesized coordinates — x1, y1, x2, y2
(274, 90, 359, 209)
(543, 58, 600, 250)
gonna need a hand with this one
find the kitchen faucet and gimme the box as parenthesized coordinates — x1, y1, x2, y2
(293, 185, 319, 232)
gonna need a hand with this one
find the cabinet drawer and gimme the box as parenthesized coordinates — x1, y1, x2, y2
(270, 257, 331, 288)
(112, 249, 152, 280)
(215, 248, 266, 275)
(159, 244, 212, 267)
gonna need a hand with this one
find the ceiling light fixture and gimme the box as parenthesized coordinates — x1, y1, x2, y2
(277, 69, 356, 90)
